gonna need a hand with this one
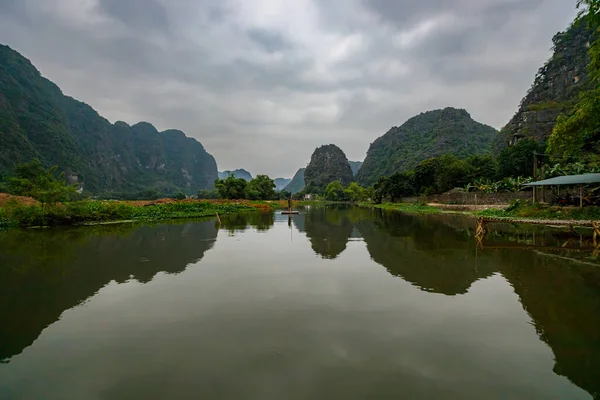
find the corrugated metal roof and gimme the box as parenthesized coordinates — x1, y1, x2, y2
(522, 173, 600, 186)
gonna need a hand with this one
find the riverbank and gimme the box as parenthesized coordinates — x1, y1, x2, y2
(0, 198, 280, 228)
(359, 201, 600, 224)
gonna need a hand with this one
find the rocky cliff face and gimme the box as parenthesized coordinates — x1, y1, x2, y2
(497, 20, 593, 149)
(304, 144, 353, 190)
(0, 44, 218, 195)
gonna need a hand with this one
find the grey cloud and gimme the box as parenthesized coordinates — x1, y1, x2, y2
(96, 0, 169, 30)
(247, 28, 293, 53)
(0, 0, 579, 177)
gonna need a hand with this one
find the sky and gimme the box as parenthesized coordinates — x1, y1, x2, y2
(0, 0, 578, 178)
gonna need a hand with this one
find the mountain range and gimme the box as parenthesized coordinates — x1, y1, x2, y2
(1, 16, 591, 195)
(0, 44, 217, 195)
(218, 169, 253, 181)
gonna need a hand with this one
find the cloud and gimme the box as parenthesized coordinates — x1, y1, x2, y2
(0, 0, 577, 177)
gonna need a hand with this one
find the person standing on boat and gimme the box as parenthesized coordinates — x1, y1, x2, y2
(287, 197, 292, 211)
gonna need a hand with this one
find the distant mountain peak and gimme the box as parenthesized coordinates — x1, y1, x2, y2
(218, 169, 252, 181)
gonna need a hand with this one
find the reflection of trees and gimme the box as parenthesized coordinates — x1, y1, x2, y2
(499, 252, 600, 399)
(358, 209, 600, 398)
(221, 212, 274, 234)
(303, 207, 355, 259)
(0, 221, 218, 363)
(357, 211, 495, 295)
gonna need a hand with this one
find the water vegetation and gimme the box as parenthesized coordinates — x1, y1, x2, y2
(0, 199, 267, 228)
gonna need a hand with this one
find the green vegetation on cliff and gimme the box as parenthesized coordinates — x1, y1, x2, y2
(357, 108, 497, 186)
(498, 19, 593, 150)
(548, 1, 600, 163)
(304, 144, 354, 191)
(0, 44, 218, 196)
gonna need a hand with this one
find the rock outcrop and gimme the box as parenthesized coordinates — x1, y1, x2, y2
(496, 20, 593, 149)
(304, 144, 354, 190)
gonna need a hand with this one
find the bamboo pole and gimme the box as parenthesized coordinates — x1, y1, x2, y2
(580, 185, 583, 208)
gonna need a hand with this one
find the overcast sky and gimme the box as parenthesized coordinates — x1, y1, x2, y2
(0, 0, 577, 177)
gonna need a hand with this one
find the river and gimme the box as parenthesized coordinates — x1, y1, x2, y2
(0, 206, 598, 399)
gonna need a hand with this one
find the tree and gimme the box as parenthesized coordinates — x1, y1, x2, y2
(465, 155, 498, 181)
(373, 176, 388, 204)
(435, 156, 471, 193)
(413, 157, 440, 194)
(197, 189, 220, 199)
(498, 140, 540, 178)
(245, 175, 276, 200)
(174, 192, 186, 200)
(278, 190, 291, 200)
(325, 180, 348, 201)
(214, 176, 247, 199)
(344, 182, 368, 202)
(7, 159, 76, 206)
(137, 188, 160, 200)
(386, 172, 415, 201)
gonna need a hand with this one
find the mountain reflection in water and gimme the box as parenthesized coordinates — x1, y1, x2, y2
(0, 206, 598, 399)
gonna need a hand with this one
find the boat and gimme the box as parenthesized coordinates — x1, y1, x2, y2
(281, 188, 299, 215)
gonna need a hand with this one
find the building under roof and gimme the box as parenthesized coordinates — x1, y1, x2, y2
(522, 173, 600, 207)
(522, 173, 600, 187)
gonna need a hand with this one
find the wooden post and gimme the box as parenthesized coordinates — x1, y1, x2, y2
(592, 221, 600, 247)
(533, 152, 538, 203)
(580, 185, 583, 208)
(216, 212, 221, 224)
(541, 164, 545, 203)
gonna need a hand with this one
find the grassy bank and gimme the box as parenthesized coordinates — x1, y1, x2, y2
(358, 202, 442, 214)
(359, 200, 600, 222)
(0, 199, 271, 228)
(475, 202, 600, 221)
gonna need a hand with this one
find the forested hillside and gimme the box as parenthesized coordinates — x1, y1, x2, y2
(357, 108, 497, 186)
(0, 44, 217, 195)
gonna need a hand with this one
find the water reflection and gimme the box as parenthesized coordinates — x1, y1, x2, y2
(303, 206, 354, 259)
(0, 208, 599, 399)
(220, 211, 275, 233)
(356, 210, 496, 295)
(0, 221, 217, 362)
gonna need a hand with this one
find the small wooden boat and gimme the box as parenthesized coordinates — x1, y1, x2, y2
(281, 189, 299, 215)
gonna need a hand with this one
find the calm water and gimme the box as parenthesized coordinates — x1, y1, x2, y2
(1, 206, 599, 400)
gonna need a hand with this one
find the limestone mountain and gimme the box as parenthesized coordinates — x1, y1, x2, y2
(0, 44, 217, 195)
(496, 20, 593, 149)
(356, 107, 497, 186)
(349, 161, 363, 176)
(218, 169, 252, 181)
(273, 178, 292, 191)
(304, 144, 354, 191)
(284, 168, 306, 193)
